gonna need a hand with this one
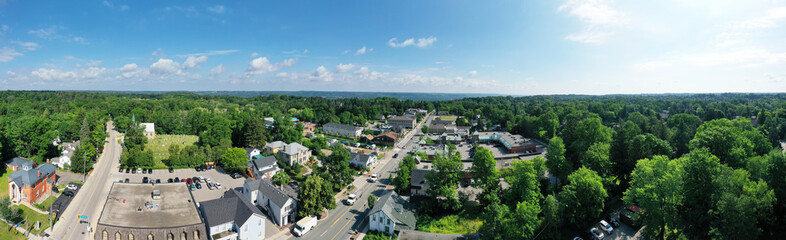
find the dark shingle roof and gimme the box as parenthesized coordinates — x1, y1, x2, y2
(370, 191, 417, 231)
(252, 156, 278, 170)
(6, 157, 33, 169)
(410, 169, 430, 188)
(250, 178, 298, 207)
(350, 152, 374, 164)
(201, 189, 264, 228)
(323, 122, 363, 132)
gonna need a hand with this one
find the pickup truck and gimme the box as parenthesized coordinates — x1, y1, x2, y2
(293, 216, 317, 237)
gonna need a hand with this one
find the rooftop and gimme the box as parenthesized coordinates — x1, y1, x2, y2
(140, 123, 155, 133)
(97, 183, 203, 228)
(370, 191, 417, 231)
(323, 122, 363, 132)
(201, 189, 264, 228)
(8, 162, 56, 187)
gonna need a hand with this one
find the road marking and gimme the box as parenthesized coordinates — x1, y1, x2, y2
(67, 132, 116, 240)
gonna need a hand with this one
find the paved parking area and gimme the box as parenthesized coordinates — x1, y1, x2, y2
(110, 166, 247, 202)
(51, 183, 81, 217)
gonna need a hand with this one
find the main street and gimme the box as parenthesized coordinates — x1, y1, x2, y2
(297, 113, 432, 240)
(49, 121, 122, 240)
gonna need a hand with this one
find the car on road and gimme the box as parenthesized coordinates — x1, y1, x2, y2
(62, 190, 75, 197)
(346, 193, 357, 205)
(167, 178, 173, 183)
(368, 174, 378, 182)
(124, 178, 129, 183)
(293, 216, 317, 237)
(142, 177, 149, 184)
(168, 167, 174, 173)
(393, 153, 399, 158)
(590, 227, 605, 239)
(66, 184, 78, 190)
(600, 220, 613, 233)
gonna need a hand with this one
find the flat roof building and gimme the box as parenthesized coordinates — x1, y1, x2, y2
(95, 183, 207, 240)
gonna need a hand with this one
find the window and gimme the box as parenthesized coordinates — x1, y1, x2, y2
(167, 233, 174, 240)
(387, 219, 391, 225)
(102, 231, 108, 240)
(129, 234, 134, 240)
(180, 232, 187, 240)
(385, 226, 390, 233)
(148, 234, 154, 240)
(372, 215, 376, 221)
(193, 230, 199, 240)
(115, 232, 121, 240)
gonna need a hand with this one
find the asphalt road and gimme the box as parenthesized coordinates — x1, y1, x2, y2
(295, 113, 432, 240)
(49, 121, 121, 240)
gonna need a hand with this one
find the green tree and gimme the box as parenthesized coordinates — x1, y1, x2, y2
(628, 134, 673, 162)
(709, 167, 776, 240)
(272, 171, 291, 187)
(321, 146, 354, 191)
(680, 148, 722, 237)
(470, 147, 500, 205)
(536, 111, 559, 139)
(545, 137, 571, 184)
(610, 121, 641, 180)
(668, 113, 702, 156)
(504, 200, 541, 239)
(70, 142, 97, 174)
(764, 150, 786, 217)
(298, 174, 336, 217)
(504, 158, 542, 205)
(478, 193, 509, 240)
(0, 197, 23, 224)
(425, 153, 464, 211)
(581, 142, 612, 177)
(623, 155, 683, 239)
(368, 195, 376, 208)
(689, 119, 755, 168)
(242, 118, 268, 149)
(559, 167, 608, 225)
(395, 156, 416, 192)
(221, 147, 247, 173)
(566, 117, 613, 163)
(538, 195, 561, 239)
(421, 125, 429, 134)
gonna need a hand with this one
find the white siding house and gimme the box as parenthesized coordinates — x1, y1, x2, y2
(243, 178, 298, 226)
(367, 191, 417, 235)
(201, 190, 266, 240)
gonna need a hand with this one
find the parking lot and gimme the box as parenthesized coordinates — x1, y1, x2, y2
(110, 166, 248, 202)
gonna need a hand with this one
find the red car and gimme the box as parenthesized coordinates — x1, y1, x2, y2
(186, 178, 193, 184)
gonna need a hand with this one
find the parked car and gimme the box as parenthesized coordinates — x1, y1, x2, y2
(118, 168, 124, 173)
(62, 190, 75, 197)
(195, 182, 202, 189)
(214, 182, 222, 189)
(573, 237, 583, 240)
(207, 182, 215, 190)
(600, 220, 613, 233)
(66, 183, 77, 190)
(192, 177, 200, 183)
(167, 178, 173, 183)
(124, 178, 129, 183)
(174, 177, 180, 182)
(195, 167, 202, 172)
(142, 169, 147, 174)
(590, 227, 604, 239)
(368, 174, 378, 182)
(607, 216, 620, 228)
(148, 169, 153, 174)
(168, 167, 174, 173)
(181, 178, 187, 182)
(393, 153, 399, 158)
(293, 216, 317, 237)
(155, 179, 161, 184)
(142, 177, 149, 184)
(346, 194, 357, 205)
(137, 168, 143, 173)
(125, 168, 130, 173)
(186, 178, 193, 184)
(131, 168, 137, 174)
(231, 173, 242, 179)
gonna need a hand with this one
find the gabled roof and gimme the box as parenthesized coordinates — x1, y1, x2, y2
(6, 157, 33, 169)
(388, 116, 415, 122)
(8, 163, 57, 187)
(245, 147, 259, 155)
(323, 122, 363, 132)
(140, 123, 155, 133)
(410, 169, 430, 188)
(251, 156, 278, 170)
(266, 141, 286, 149)
(369, 191, 417, 231)
(248, 178, 298, 207)
(281, 142, 308, 156)
(201, 189, 264, 228)
(375, 131, 399, 140)
(350, 152, 375, 164)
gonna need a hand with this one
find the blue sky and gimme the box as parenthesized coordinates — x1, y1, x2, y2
(1, 0, 786, 95)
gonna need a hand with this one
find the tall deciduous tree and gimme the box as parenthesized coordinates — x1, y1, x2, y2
(242, 118, 268, 150)
(426, 152, 464, 211)
(610, 121, 641, 180)
(668, 113, 702, 156)
(298, 174, 336, 217)
(581, 142, 612, 177)
(709, 167, 775, 239)
(628, 134, 673, 162)
(221, 147, 247, 173)
(470, 147, 500, 205)
(504, 159, 542, 205)
(545, 137, 571, 184)
(680, 149, 722, 237)
(623, 155, 683, 239)
(559, 167, 608, 225)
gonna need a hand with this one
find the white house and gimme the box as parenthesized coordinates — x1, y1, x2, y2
(322, 122, 363, 139)
(201, 189, 266, 240)
(243, 178, 298, 226)
(368, 191, 417, 235)
(52, 141, 79, 169)
(244, 147, 261, 161)
(248, 156, 280, 179)
(349, 152, 377, 169)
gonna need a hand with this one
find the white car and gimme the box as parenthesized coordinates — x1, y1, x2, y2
(66, 184, 77, 190)
(590, 227, 605, 239)
(214, 182, 222, 189)
(600, 220, 613, 233)
(346, 194, 357, 205)
(369, 174, 378, 182)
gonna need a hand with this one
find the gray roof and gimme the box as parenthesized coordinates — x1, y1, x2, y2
(251, 156, 278, 170)
(245, 147, 259, 155)
(389, 116, 415, 122)
(410, 169, 430, 188)
(201, 189, 264, 228)
(6, 157, 33, 169)
(370, 191, 417, 231)
(248, 178, 298, 207)
(350, 152, 374, 164)
(281, 142, 309, 156)
(8, 162, 57, 187)
(323, 122, 363, 132)
(266, 141, 286, 149)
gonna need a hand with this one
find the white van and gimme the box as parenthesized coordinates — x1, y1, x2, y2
(293, 216, 317, 237)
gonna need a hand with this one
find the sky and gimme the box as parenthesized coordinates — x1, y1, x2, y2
(1, 0, 786, 95)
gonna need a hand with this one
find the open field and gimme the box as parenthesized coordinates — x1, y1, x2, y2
(145, 134, 199, 165)
(14, 204, 51, 234)
(438, 116, 458, 121)
(0, 222, 26, 240)
(0, 171, 10, 199)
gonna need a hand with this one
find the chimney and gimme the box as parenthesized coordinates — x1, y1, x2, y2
(37, 171, 41, 177)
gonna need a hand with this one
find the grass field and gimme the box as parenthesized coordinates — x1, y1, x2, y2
(0, 222, 26, 240)
(0, 171, 11, 199)
(145, 134, 199, 167)
(34, 196, 57, 211)
(438, 116, 457, 121)
(416, 203, 482, 234)
(14, 204, 51, 234)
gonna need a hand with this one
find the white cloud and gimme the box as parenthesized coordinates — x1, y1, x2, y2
(150, 58, 182, 75)
(103, 1, 128, 11)
(388, 37, 438, 48)
(251, 52, 259, 57)
(355, 46, 373, 55)
(0, 47, 23, 62)
(31, 68, 77, 81)
(246, 57, 297, 75)
(178, 49, 238, 57)
(335, 63, 356, 73)
(558, 0, 624, 25)
(119, 63, 146, 79)
(81, 67, 107, 79)
(311, 66, 333, 82)
(731, 7, 786, 29)
(72, 37, 89, 44)
(210, 64, 226, 75)
(28, 26, 59, 39)
(183, 55, 208, 69)
(0, 25, 8, 35)
(565, 31, 611, 44)
(468, 70, 478, 76)
(207, 5, 226, 14)
(303, 49, 309, 54)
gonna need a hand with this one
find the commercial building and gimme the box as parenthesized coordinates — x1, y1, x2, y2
(471, 132, 539, 154)
(200, 190, 266, 240)
(367, 191, 417, 235)
(374, 132, 399, 146)
(243, 178, 299, 226)
(387, 116, 416, 131)
(95, 183, 207, 240)
(6, 158, 57, 204)
(322, 122, 363, 139)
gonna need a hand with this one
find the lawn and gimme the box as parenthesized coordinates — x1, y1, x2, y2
(416, 203, 483, 234)
(34, 196, 57, 211)
(144, 134, 199, 167)
(0, 222, 26, 240)
(0, 170, 11, 199)
(14, 204, 51, 234)
(439, 116, 458, 121)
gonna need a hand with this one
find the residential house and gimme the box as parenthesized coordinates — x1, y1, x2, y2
(140, 123, 156, 139)
(243, 178, 298, 226)
(264, 117, 275, 127)
(322, 123, 363, 139)
(51, 141, 79, 169)
(388, 116, 416, 131)
(7, 158, 57, 204)
(410, 169, 431, 196)
(263, 141, 286, 155)
(301, 122, 317, 136)
(350, 152, 377, 169)
(201, 189, 266, 240)
(6, 157, 34, 172)
(244, 147, 261, 161)
(277, 142, 311, 167)
(248, 155, 280, 179)
(367, 191, 417, 235)
(374, 132, 399, 146)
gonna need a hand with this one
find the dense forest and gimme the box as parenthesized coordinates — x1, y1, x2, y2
(2, 91, 786, 239)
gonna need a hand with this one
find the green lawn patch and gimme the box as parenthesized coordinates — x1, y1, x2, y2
(144, 134, 199, 165)
(13, 204, 51, 234)
(0, 171, 11, 199)
(67, 180, 84, 185)
(439, 116, 457, 121)
(0, 222, 26, 240)
(416, 203, 482, 234)
(33, 196, 57, 211)
(364, 230, 396, 240)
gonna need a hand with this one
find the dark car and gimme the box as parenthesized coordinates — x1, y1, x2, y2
(155, 179, 161, 184)
(167, 178, 173, 183)
(62, 190, 75, 197)
(200, 166, 206, 171)
(186, 178, 193, 184)
(169, 167, 174, 173)
(393, 153, 399, 158)
(142, 169, 147, 174)
(118, 167, 124, 173)
(124, 178, 129, 183)
(131, 168, 137, 174)
(174, 177, 180, 182)
(148, 168, 153, 174)
(231, 173, 242, 179)
(192, 177, 200, 183)
(142, 177, 149, 183)
(195, 182, 202, 189)
(195, 167, 202, 172)
(125, 168, 130, 173)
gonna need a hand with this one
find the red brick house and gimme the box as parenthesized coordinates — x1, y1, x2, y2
(6, 157, 57, 204)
